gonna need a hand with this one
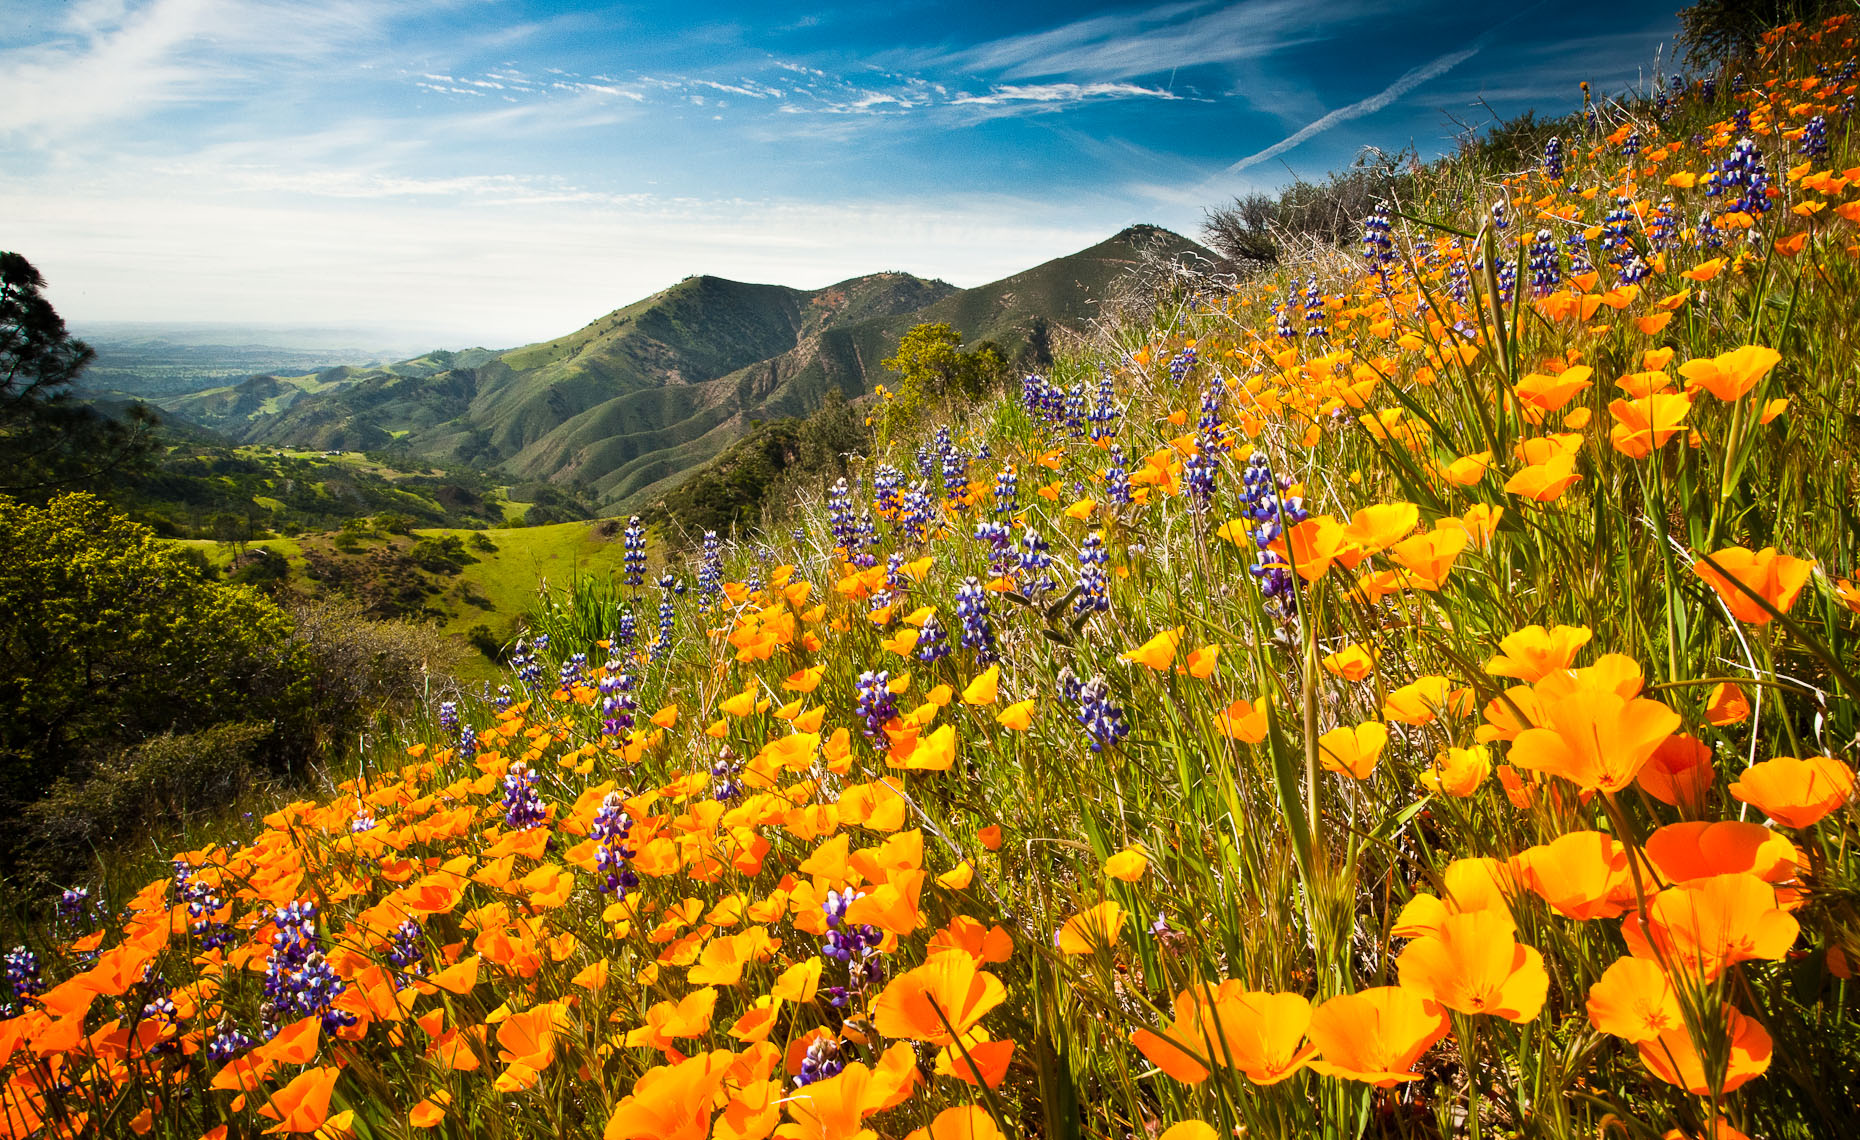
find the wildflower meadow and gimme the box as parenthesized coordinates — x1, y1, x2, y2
(7, 16, 1860, 1140)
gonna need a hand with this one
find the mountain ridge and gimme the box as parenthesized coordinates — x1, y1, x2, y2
(162, 224, 1209, 508)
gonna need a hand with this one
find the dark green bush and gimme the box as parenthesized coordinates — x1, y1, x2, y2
(0, 494, 451, 885)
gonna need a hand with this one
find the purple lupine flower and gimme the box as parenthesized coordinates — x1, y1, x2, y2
(1106, 446, 1132, 507)
(819, 888, 885, 1008)
(622, 516, 647, 586)
(2, 947, 41, 1016)
(261, 902, 355, 1036)
(1074, 531, 1110, 615)
(386, 919, 426, 988)
(1804, 114, 1829, 160)
(828, 480, 857, 555)
(852, 513, 878, 569)
(873, 464, 905, 518)
(591, 793, 639, 897)
(1303, 278, 1327, 339)
(1016, 531, 1054, 596)
(650, 576, 677, 664)
(993, 466, 1017, 515)
(897, 483, 934, 541)
(502, 761, 547, 830)
(1067, 673, 1129, 753)
(855, 671, 899, 750)
(1362, 201, 1395, 278)
(954, 576, 996, 660)
(916, 614, 950, 664)
(208, 1022, 255, 1065)
(1088, 367, 1119, 441)
(936, 427, 970, 506)
(1528, 229, 1560, 296)
(599, 670, 637, 738)
(558, 651, 587, 692)
(793, 1036, 847, 1088)
(698, 531, 723, 608)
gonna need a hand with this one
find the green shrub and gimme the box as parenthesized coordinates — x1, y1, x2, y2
(0, 494, 452, 884)
(18, 721, 272, 885)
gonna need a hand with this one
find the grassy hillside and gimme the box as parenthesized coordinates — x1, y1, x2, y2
(16, 15, 1860, 1140)
(122, 442, 517, 539)
(181, 515, 640, 662)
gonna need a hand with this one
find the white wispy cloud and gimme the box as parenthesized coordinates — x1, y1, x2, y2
(1222, 41, 1483, 175)
(929, 0, 1382, 81)
(949, 82, 1180, 108)
(0, 0, 413, 139)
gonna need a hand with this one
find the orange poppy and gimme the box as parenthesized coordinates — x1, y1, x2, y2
(1728, 754, 1855, 827)
(1638, 1005, 1772, 1094)
(961, 666, 999, 706)
(1104, 848, 1148, 882)
(1383, 676, 1455, 726)
(927, 916, 1013, 965)
(257, 1066, 341, 1135)
(1388, 529, 1468, 590)
(994, 700, 1036, 732)
(871, 949, 1005, 1046)
(1634, 735, 1716, 812)
(1120, 628, 1183, 671)
(603, 1051, 734, 1140)
(1504, 454, 1583, 503)
(1396, 911, 1548, 1022)
(408, 1092, 451, 1130)
(1677, 345, 1781, 401)
(1691, 546, 1815, 624)
(1704, 682, 1751, 726)
(1507, 690, 1680, 793)
(1515, 367, 1594, 412)
(1440, 450, 1493, 485)
(1586, 957, 1683, 1042)
(933, 1036, 1015, 1089)
(904, 1106, 1008, 1140)
(1623, 873, 1799, 980)
(1643, 821, 1800, 885)
(1307, 987, 1450, 1086)
(1514, 831, 1634, 920)
(1607, 393, 1693, 458)
(781, 1049, 919, 1140)
(1215, 697, 1268, 743)
(1343, 502, 1420, 555)
(1420, 745, 1491, 797)
(1157, 1124, 1220, 1140)
(1321, 644, 1377, 681)
(1130, 983, 1317, 1085)
(1056, 901, 1125, 955)
(1483, 625, 1593, 682)
(1278, 514, 1353, 580)
(1317, 721, 1389, 780)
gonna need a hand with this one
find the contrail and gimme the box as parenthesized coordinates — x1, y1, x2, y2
(1224, 42, 1482, 175)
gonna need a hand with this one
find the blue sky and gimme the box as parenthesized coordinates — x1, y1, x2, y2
(2, 0, 1685, 346)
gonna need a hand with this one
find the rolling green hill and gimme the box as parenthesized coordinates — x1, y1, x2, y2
(160, 225, 1208, 510)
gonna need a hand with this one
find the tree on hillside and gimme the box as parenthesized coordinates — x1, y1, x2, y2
(1202, 192, 1282, 271)
(878, 322, 1009, 442)
(0, 251, 158, 495)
